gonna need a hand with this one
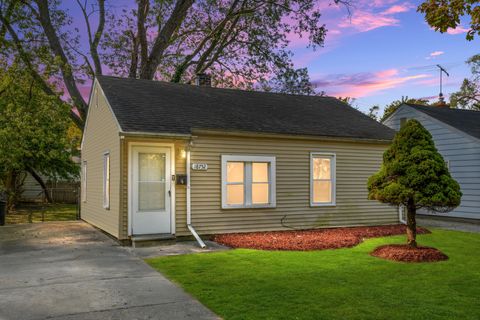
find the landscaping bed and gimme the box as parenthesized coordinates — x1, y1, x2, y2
(371, 244, 448, 262)
(212, 224, 430, 251)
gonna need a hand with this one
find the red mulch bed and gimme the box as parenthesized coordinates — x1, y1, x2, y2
(371, 244, 448, 263)
(212, 224, 430, 251)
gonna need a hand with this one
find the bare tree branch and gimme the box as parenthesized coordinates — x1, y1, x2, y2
(34, 0, 87, 120)
(140, 0, 194, 79)
(76, 0, 105, 74)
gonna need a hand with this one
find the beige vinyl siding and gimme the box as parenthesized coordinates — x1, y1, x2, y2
(185, 134, 398, 235)
(119, 137, 188, 239)
(81, 82, 121, 238)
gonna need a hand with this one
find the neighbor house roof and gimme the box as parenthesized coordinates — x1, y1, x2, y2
(96, 76, 395, 141)
(405, 103, 480, 140)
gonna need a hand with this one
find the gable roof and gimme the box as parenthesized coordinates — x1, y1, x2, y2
(96, 76, 394, 141)
(405, 103, 480, 140)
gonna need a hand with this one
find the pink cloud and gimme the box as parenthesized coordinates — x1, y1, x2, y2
(338, 1, 413, 33)
(430, 51, 444, 57)
(376, 68, 398, 78)
(446, 26, 470, 34)
(381, 4, 412, 15)
(339, 11, 399, 32)
(425, 50, 445, 60)
(313, 68, 432, 98)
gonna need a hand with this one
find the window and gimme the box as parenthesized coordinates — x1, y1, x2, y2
(81, 161, 87, 202)
(221, 155, 276, 209)
(310, 153, 336, 206)
(400, 117, 408, 127)
(103, 152, 110, 209)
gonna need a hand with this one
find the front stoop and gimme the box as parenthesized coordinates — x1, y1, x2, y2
(131, 234, 176, 247)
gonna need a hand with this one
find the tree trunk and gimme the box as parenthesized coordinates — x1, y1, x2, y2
(26, 167, 52, 203)
(140, 0, 194, 79)
(406, 200, 417, 248)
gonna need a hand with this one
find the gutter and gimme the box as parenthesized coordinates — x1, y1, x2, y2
(119, 131, 192, 139)
(190, 128, 393, 144)
(186, 147, 206, 248)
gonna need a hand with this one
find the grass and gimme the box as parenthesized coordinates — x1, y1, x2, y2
(147, 229, 480, 320)
(5, 203, 78, 224)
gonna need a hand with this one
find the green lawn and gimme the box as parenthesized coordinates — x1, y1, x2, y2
(6, 203, 78, 224)
(147, 229, 480, 320)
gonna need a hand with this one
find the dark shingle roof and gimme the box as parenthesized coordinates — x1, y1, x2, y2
(97, 76, 394, 141)
(406, 103, 480, 140)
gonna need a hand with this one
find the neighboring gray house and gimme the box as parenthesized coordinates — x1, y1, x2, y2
(383, 103, 480, 220)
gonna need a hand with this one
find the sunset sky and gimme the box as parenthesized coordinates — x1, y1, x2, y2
(65, 0, 479, 114)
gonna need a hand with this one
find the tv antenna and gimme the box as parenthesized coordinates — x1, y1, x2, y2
(436, 64, 449, 102)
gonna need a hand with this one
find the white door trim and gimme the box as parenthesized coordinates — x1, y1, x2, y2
(128, 142, 175, 236)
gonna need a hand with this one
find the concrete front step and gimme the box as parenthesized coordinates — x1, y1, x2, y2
(131, 234, 176, 247)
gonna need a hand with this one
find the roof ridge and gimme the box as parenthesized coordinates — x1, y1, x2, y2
(406, 103, 480, 113)
(96, 75, 337, 100)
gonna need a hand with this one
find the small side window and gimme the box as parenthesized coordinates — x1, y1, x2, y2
(400, 117, 408, 128)
(310, 153, 336, 206)
(81, 161, 87, 202)
(103, 152, 110, 209)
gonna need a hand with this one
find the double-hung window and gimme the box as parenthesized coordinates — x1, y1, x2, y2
(103, 152, 110, 209)
(221, 155, 276, 209)
(310, 153, 336, 206)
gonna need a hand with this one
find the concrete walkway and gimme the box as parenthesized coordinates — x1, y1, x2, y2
(0, 221, 219, 320)
(418, 216, 480, 233)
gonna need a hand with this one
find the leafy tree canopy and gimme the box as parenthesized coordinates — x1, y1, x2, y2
(450, 54, 480, 110)
(418, 0, 480, 41)
(0, 62, 79, 197)
(0, 0, 351, 129)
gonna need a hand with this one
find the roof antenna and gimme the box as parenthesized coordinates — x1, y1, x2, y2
(436, 64, 449, 103)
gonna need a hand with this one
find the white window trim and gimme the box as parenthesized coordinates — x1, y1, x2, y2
(310, 152, 336, 207)
(221, 155, 276, 209)
(81, 161, 87, 202)
(103, 151, 110, 210)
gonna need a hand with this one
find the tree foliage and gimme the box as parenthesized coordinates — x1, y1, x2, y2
(380, 97, 430, 122)
(368, 120, 462, 247)
(418, 0, 480, 41)
(450, 54, 480, 110)
(0, 62, 79, 209)
(366, 105, 379, 121)
(0, 0, 351, 129)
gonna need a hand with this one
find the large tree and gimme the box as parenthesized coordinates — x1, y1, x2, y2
(418, 0, 480, 41)
(450, 54, 480, 110)
(0, 0, 350, 129)
(0, 62, 79, 210)
(367, 120, 462, 247)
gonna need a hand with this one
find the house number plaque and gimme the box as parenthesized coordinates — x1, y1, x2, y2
(192, 163, 208, 171)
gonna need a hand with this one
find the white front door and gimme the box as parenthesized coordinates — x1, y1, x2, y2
(132, 146, 171, 235)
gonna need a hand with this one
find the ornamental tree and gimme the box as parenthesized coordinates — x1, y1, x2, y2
(0, 62, 79, 210)
(367, 119, 462, 247)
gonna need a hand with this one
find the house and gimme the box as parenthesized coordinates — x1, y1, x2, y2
(81, 75, 398, 245)
(383, 103, 480, 220)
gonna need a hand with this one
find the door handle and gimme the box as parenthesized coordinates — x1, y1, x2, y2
(168, 190, 171, 197)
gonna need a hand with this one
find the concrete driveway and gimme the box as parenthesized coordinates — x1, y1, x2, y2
(0, 221, 218, 320)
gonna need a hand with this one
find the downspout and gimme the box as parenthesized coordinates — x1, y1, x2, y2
(186, 147, 206, 248)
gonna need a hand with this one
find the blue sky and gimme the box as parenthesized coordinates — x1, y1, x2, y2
(287, 0, 479, 113)
(63, 0, 479, 114)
